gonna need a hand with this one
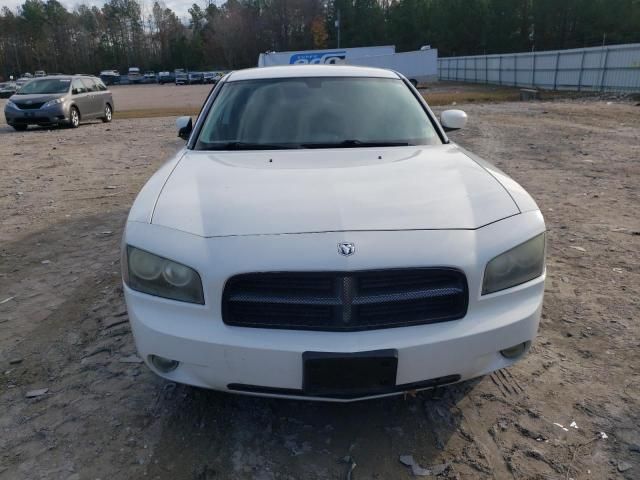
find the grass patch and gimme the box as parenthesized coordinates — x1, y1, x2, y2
(423, 89, 521, 105)
(114, 85, 572, 119)
(116, 108, 200, 119)
(422, 84, 571, 106)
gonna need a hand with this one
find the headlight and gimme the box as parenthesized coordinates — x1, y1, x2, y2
(482, 233, 545, 295)
(43, 97, 64, 108)
(124, 246, 204, 304)
(6, 100, 16, 109)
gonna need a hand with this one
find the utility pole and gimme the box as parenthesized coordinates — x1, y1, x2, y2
(335, 9, 341, 48)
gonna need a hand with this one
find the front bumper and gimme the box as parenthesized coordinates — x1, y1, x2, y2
(5, 103, 69, 125)
(123, 211, 545, 402)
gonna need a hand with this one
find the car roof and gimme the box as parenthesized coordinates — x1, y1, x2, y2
(30, 75, 98, 80)
(227, 65, 400, 82)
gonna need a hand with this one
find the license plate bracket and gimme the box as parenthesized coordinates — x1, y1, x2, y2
(303, 349, 398, 397)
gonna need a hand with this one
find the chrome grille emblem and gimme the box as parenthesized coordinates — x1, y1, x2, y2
(338, 242, 355, 256)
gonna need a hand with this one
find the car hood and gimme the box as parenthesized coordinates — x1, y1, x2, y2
(151, 144, 520, 237)
(10, 93, 65, 103)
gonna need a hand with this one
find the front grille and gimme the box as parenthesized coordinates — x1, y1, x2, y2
(15, 102, 45, 110)
(222, 268, 468, 331)
(12, 117, 51, 124)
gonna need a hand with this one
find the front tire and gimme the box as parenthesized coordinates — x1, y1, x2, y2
(102, 104, 113, 123)
(11, 124, 28, 131)
(68, 107, 80, 128)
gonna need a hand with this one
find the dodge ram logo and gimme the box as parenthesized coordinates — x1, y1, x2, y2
(338, 242, 355, 256)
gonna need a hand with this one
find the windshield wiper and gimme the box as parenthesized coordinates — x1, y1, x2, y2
(300, 140, 413, 149)
(202, 141, 301, 150)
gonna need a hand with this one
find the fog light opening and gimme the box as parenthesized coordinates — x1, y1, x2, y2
(500, 342, 529, 360)
(149, 354, 180, 373)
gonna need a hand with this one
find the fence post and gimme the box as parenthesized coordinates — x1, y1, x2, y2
(577, 50, 586, 92)
(553, 52, 560, 90)
(485, 57, 488, 84)
(600, 47, 610, 92)
(474, 57, 478, 83)
(532, 52, 536, 87)
(498, 55, 502, 85)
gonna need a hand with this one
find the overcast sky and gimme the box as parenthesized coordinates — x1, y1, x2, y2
(3, 0, 197, 20)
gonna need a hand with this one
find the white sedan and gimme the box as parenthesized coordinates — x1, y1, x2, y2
(122, 65, 545, 401)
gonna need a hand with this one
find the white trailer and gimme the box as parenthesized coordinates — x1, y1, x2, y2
(348, 48, 439, 86)
(258, 45, 395, 67)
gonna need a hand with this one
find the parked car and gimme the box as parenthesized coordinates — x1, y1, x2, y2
(0, 82, 17, 98)
(16, 75, 33, 89)
(128, 67, 142, 84)
(122, 65, 546, 402)
(100, 70, 121, 85)
(4, 75, 114, 130)
(144, 71, 157, 83)
(158, 71, 174, 84)
(203, 71, 217, 84)
(175, 71, 188, 85)
(34, 70, 46, 77)
(187, 71, 204, 84)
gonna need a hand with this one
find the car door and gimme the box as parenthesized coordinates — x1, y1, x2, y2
(81, 78, 102, 117)
(71, 78, 92, 118)
(94, 79, 111, 114)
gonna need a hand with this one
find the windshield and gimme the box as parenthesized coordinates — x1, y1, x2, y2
(16, 78, 71, 95)
(195, 77, 441, 150)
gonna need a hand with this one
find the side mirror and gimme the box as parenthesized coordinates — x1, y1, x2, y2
(72, 88, 79, 95)
(176, 116, 193, 140)
(440, 109, 468, 131)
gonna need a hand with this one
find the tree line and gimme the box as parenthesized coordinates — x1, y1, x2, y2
(1, 0, 638, 79)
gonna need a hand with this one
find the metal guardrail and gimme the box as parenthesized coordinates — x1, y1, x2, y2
(438, 43, 640, 92)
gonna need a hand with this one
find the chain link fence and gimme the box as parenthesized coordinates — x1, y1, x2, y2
(438, 43, 640, 92)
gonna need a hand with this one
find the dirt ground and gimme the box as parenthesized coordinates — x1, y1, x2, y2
(104, 81, 524, 112)
(0, 81, 560, 121)
(3, 81, 532, 121)
(109, 83, 212, 112)
(0, 91, 639, 480)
